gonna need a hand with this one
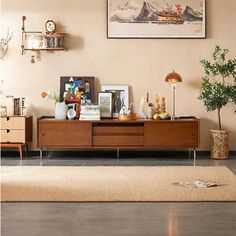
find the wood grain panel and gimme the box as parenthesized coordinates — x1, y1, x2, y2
(1, 117, 25, 129)
(144, 121, 199, 148)
(38, 122, 92, 148)
(37, 117, 199, 150)
(25, 116, 33, 142)
(93, 126, 144, 135)
(93, 136, 144, 147)
(1, 130, 25, 143)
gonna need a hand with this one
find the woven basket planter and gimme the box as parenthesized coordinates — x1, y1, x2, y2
(210, 129, 229, 159)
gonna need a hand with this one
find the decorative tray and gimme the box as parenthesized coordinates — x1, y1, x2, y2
(118, 113, 137, 121)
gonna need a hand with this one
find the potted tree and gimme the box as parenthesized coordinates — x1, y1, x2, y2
(198, 45, 236, 159)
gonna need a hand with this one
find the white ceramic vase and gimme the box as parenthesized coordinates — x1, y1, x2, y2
(55, 102, 66, 120)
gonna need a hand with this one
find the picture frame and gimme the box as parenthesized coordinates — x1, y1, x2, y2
(60, 76, 95, 105)
(107, 0, 206, 39)
(101, 85, 129, 118)
(98, 92, 113, 118)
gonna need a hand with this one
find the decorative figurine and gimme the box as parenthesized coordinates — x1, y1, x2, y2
(154, 95, 161, 114)
(160, 96, 166, 114)
(138, 96, 147, 119)
(147, 103, 153, 119)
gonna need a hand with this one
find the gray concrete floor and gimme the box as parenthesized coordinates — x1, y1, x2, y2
(1, 153, 236, 236)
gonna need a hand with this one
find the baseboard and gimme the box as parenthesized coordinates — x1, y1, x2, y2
(1, 149, 236, 158)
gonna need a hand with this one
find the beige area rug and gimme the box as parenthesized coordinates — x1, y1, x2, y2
(1, 166, 236, 202)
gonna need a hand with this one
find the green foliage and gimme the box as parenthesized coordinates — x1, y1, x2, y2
(198, 45, 236, 130)
(199, 77, 231, 112)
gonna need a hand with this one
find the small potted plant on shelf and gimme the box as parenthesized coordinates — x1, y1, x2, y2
(198, 45, 236, 159)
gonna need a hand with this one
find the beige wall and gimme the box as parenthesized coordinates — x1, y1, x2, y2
(1, 0, 236, 150)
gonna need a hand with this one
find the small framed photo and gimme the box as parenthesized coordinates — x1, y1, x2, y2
(98, 92, 113, 118)
(101, 85, 129, 118)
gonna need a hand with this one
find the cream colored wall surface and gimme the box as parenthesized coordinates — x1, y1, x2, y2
(1, 0, 236, 150)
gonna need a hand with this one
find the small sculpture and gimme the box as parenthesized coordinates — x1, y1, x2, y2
(138, 96, 147, 119)
(154, 95, 161, 114)
(160, 97, 166, 113)
(147, 103, 153, 119)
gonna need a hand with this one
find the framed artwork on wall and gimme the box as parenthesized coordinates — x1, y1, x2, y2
(98, 92, 113, 118)
(107, 0, 206, 39)
(101, 85, 129, 118)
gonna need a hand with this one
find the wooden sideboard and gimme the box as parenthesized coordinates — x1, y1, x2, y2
(38, 117, 199, 163)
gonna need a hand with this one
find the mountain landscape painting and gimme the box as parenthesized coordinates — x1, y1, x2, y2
(107, 0, 206, 38)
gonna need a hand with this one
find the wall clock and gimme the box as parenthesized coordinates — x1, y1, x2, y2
(45, 20, 56, 34)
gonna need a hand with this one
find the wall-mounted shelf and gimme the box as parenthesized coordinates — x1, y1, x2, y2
(23, 48, 65, 51)
(21, 16, 66, 63)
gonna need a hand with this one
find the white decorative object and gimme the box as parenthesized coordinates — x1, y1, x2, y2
(138, 96, 147, 119)
(0, 29, 13, 60)
(67, 109, 76, 120)
(55, 102, 66, 120)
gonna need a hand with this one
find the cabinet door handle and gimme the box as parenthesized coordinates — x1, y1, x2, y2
(41, 132, 46, 137)
(6, 129, 10, 133)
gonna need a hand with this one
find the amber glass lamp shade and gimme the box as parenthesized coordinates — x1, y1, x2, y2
(165, 71, 182, 83)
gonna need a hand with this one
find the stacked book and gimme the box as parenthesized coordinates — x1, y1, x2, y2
(79, 105, 100, 120)
(5, 96, 26, 116)
(14, 97, 26, 115)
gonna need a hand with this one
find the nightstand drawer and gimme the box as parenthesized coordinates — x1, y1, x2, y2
(1, 117, 25, 129)
(1, 130, 25, 143)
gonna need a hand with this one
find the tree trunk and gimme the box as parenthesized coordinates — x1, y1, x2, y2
(217, 108, 222, 130)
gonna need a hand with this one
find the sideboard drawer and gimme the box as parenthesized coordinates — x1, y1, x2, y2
(92, 123, 144, 147)
(93, 136, 144, 147)
(1, 117, 25, 129)
(1, 130, 25, 143)
(93, 126, 144, 135)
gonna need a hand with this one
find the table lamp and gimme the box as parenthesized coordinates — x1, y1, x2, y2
(165, 70, 182, 120)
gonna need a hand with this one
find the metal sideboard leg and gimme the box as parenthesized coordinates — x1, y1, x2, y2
(188, 148, 191, 159)
(193, 148, 196, 166)
(40, 148, 43, 166)
(117, 148, 120, 159)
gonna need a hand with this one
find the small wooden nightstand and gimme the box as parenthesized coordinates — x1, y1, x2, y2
(1, 116, 33, 159)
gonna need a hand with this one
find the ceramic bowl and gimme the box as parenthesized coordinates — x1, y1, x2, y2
(67, 109, 76, 120)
